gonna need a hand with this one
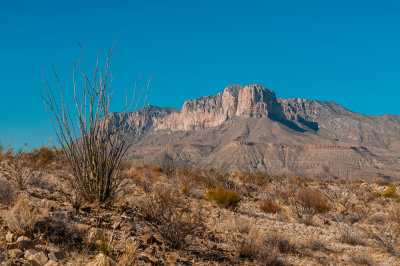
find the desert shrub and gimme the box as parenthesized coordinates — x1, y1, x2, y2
(235, 231, 284, 265)
(26, 146, 61, 168)
(259, 200, 281, 213)
(339, 228, 365, 246)
(42, 43, 149, 204)
(236, 172, 271, 187)
(382, 184, 397, 198)
(0, 146, 43, 191)
(263, 233, 296, 254)
(34, 212, 84, 249)
(94, 233, 113, 256)
(290, 188, 330, 218)
(350, 254, 375, 266)
(202, 167, 236, 190)
(362, 223, 400, 256)
(206, 187, 241, 209)
(139, 186, 205, 249)
(0, 179, 15, 205)
(306, 238, 326, 251)
(322, 181, 357, 214)
(4, 195, 41, 236)
(388, 206, 400, 223)
(161, 153, 176, 178)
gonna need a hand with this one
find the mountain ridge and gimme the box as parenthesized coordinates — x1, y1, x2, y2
(109, 84, 400, 180)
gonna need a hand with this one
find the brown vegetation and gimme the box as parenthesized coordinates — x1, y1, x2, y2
(1, 156, 400, 265)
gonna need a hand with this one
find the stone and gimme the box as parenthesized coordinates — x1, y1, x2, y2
(7, 248, 23, 258)
(44, 260, 59, 266)
(88, 228, 103, 243)
(16, 236, 30, 242)
(24, 249, 38, 260)
(48, 251, 65, 262)
(31, 252, 48, 265)
(6, 233, 14, 243)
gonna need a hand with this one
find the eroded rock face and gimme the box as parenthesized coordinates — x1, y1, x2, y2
(104, 83, 400, 179)
(155, 84, 285, 131)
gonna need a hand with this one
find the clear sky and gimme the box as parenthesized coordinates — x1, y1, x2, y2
(1, 0, 399, 149)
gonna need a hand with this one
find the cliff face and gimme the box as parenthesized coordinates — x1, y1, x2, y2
(108, 84, 400, 180)
(155, 84, 285, 131)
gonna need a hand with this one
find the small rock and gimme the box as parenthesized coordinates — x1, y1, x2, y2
(143, 233, 162, 246)
(88, 228, 103, 243)
(6, 233, 14, 243)
(143, 246, 154, 255)
(44, 260, 59, 266)
(45, 244, 61, 253)
(17, 236, 30, 242)
(31, 252, 48, 265)
(48, 251, 65, 262)
(168, 252, 188, 263)
(24, 249, 38, 260)
(139, 252, 160, 264)
(86, 253, 117, 266)
(7, 248, 23, 258)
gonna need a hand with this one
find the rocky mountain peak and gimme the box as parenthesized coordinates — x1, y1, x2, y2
(155, 84, 285, 131)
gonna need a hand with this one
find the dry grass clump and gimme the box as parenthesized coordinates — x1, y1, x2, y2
(388, 206, 400, 223)
(235, 230, 285, 265)
(206, 186, 241, 209)
(0, 146, 43, 191)
(0, 178, 15, 205)
(339, 228, 365, 246)
(4, 195, 41, 236)
(290, 188, 330, 218)
(139, 186, 205, 249)
(263, 233, 297, 254)
(362, 223, 400, 256)
(26, 146, 61, 168)
(305, 238, 327, 251)
(350, 254, 375, 266)
(34, 212, 84, 249)
(259, 199, 281, 213)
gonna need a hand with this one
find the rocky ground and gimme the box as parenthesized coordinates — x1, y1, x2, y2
(1, 150, 400, 265)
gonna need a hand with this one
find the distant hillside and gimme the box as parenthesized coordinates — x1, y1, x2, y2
(107, 84, 400, 180)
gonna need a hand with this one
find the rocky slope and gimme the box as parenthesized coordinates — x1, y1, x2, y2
(109, 84, 400, 180)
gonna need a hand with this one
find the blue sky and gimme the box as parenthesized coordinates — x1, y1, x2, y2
(1, 0, 399, 149)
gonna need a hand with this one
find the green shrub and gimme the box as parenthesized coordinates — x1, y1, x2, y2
(382, 185, 397, 198)
(206, 187, 241, 209)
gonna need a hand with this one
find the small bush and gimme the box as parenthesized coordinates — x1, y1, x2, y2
(206, 187, 241, 209)
(0, 147, 43, 191)
(340, 229, 365, 246)
(235, 231, 285, 265)
(350, 254, 375, 266)
(139, 186, 205, 249)
(259, 200, 281, 213)
(35, 212, 84, 249)
(26, 146, 60, 168)
(0, 179, 15, 205)
(306, 238, 326, 251)
(94, 233, 112, 256)
(291, 189, 330, 218)
(382, 184, 397, 198)
(4, 195, 41, 236)
(263, 234, 296, 254)
(388, 206, 400, 223)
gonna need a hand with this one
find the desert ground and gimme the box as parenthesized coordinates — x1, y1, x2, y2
(1, 147, 400, 265)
